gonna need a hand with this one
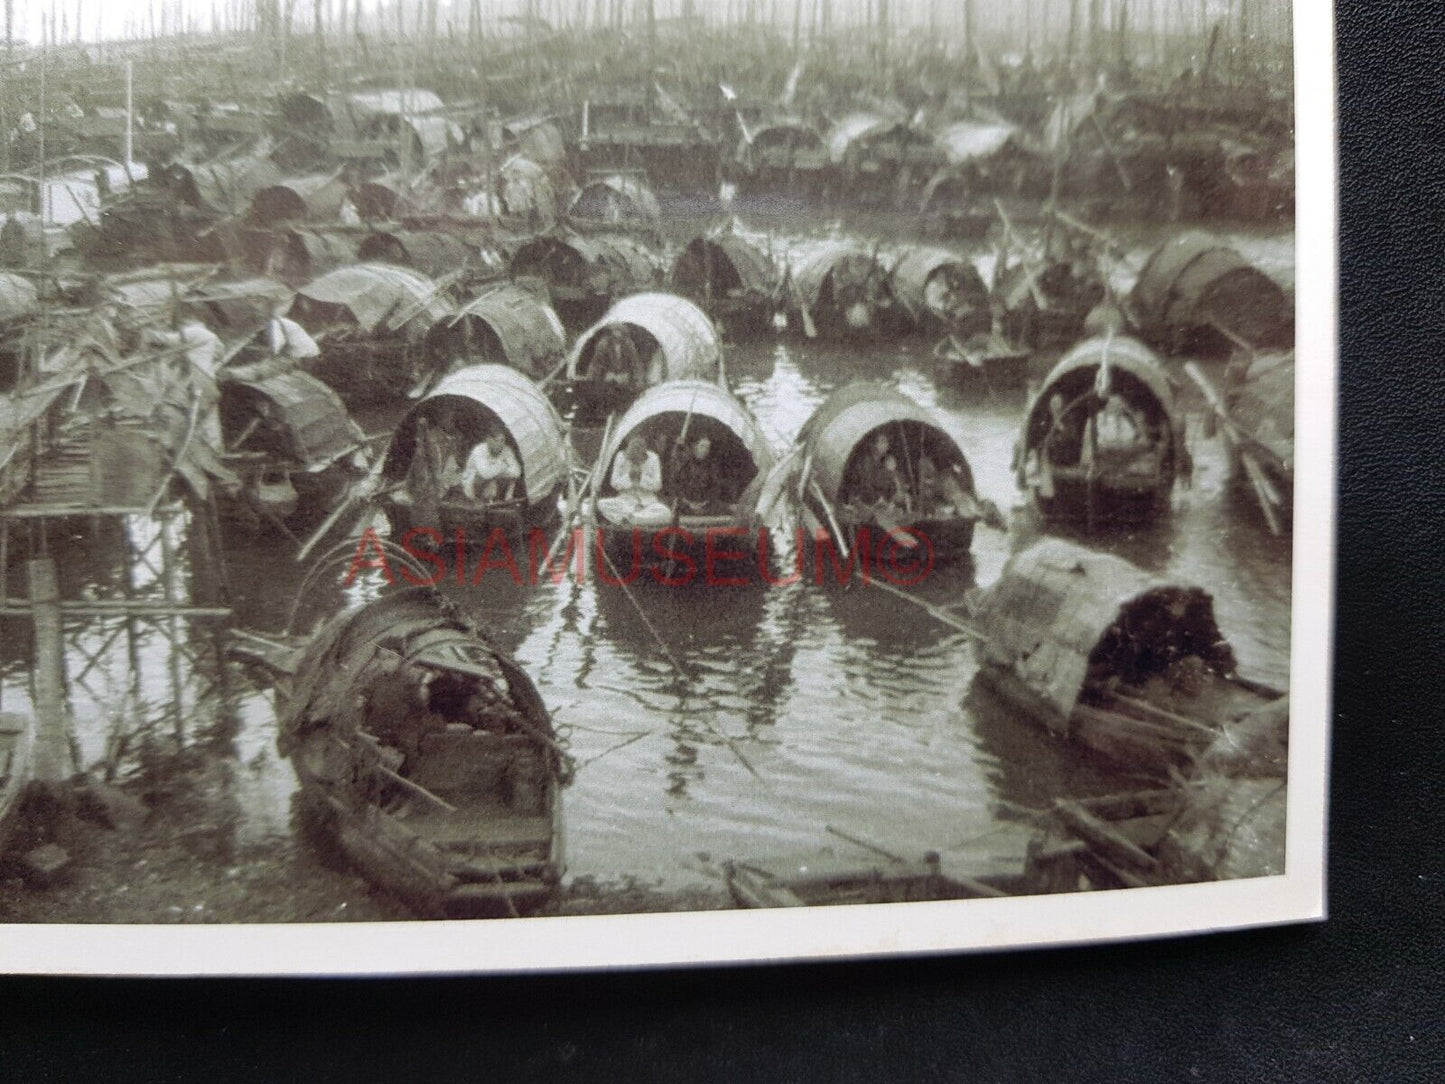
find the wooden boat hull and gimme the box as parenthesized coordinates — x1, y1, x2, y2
(975, 663, 1282, 778)
(942, 351, 1030, 391)
(1030, 470, 1173, 527)
(801, 508, 975, 570)
(597, 516, 768, 585)
(292, 730, 564, 920)
(271, 589, 568, 918)
(383, 493, 559, 547)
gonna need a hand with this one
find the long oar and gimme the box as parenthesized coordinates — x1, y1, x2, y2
(544, 412, 615, 568)
(1184, 361, 1286, 534)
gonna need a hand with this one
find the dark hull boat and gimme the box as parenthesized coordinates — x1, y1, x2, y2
(592, 379, 776, 583)
(380, 365, 569, 544)
(1016, 336, 1187, 529)
(669, 233, 781, 340)
(970, 539, 1286, 778)
(509, 232, 660, 335)
(289, 263, 455, 408)
(1129, 232, 1291, 357)
(786, 242, 896, 340)
(726, 850, 1027, 909)
(218, 370, 367, 531)
(793, 382, 995, 568)
(1221, 353, 1294, 534)
(564, 292, 724, 423)
(264, 588, 568, 918)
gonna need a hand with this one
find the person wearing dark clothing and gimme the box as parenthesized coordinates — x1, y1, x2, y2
(667, 436, 726, 514)
(849, 432, 905, 508)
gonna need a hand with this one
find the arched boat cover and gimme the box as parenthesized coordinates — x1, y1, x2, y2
(223, 369, 360, 468)
(497, 155, 557, 223)
(356, 230, 483, 276)
(934, 121, 1022, 166)
(1021, 335, 1182, 458)
(347, 88, 446, 119)
(504, 118, 568, 167)
(447, 284, 567, 377)
(0, 272, 39, 322)
(249, 174, 348, 225)
(790, 241, 881, 308)
(568, 293, 722, 382)
(175, 155, 283, 215)
(292, 263, 451, 335)
(351, 175, 407, 219)
(383, 364, 567, 506)
(825, 112, 894, 163)
(887, 247, 988, 315)
(798, 382, 963, 505)
(598, 379, 776, 485)
(1129, 232, 1289, 348)
(280, 587, 551, 742)
(193, 276, 293, 333)
(277, 91, 333, 133)
(671, 234, 779, 296)
(1228, 352, 1294, 469)
(274, 229, 357, 284)
(972, 539, 1235, 732)
(567, 174, 661, 226)
(744, 119, 827, 153)
(511, 233, 658, 292)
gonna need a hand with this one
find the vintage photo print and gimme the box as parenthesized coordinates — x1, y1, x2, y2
(0, 0, 1331, 974)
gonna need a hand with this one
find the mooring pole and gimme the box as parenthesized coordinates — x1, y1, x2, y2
(124, 59, 134, 174)
(28, 557, 74, 783)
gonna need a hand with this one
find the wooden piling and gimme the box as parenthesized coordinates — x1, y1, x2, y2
(27, 557, 74, 783)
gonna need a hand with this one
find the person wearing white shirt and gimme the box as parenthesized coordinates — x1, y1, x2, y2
(610, 434, 662, 499)
(598, 434, 670, 526)
(460, 431, 521, 502)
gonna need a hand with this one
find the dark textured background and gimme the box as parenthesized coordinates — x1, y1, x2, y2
(3, 6, 1442, 1080)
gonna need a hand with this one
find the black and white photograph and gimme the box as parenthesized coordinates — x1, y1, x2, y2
(0, 0, 1331, 973)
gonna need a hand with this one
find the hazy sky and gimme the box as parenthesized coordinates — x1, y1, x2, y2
(13, 0, 1291, 47)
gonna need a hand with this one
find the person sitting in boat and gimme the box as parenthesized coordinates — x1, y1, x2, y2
(362, 665, 448, 770)
(593, 326, 646, 392)
(460, 429, 521, 503)
(666, 435, 727, 516)
(610, 434, 663, 501)
(915, 455, 1008, 530)
(1088, 393, 1147, 451)
(844, 432, 908, 517)
(598, 434, 670, 525)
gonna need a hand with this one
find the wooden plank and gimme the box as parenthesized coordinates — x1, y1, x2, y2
(1055, 799, 1161, 873)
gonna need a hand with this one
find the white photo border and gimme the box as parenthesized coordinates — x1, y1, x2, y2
(0, 0, 1334, 976)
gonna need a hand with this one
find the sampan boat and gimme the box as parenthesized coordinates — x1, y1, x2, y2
(1016, 336, 1188, 529)
(218, 369, 367, 530)
(794, 382, 994, 564)
(565, 292, 723, 420)
(271, 588, 568, 918)
(785, 242, 896, 339)
(380, 364, 568, 541)
(970, 539, 1286, 778)
(669, 233, 781, 340)
(592, 379, 776, 582)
